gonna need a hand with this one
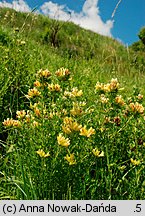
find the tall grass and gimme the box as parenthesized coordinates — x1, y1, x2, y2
(0, 8, 145, 200)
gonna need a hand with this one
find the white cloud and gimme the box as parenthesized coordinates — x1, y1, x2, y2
(0, 0, 31, 13)
(40, 0, 114, 37)
(0, 0, 114, 37)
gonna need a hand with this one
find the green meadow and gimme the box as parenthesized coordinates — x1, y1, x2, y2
(0, 8, 145, 200)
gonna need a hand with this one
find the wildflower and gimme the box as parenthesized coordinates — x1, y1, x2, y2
(3, 118, 21, 127)
(36, 149, 50, 158)
(62, 117, 82, 134)
(70, 102, 83, 116)
(62, 125, 72, 134)
(95, 82, 104, 91)
(27, 87, 41, 98)
(63, 117, 73, 125)
(64, 91, 72, 97)
(25, 114, 31, 123)
(110, 78, 119, 91)
(48, 83, 61, 92)
(70, 107, 83, 116)
(55, 67, 70, 77)
(16, 110, 26, 119)
(129, 102, 144, 114)
(130, 158, 140, 166)
(92, 148, 104, 157)
(64, 153, 76, 165)
(100, 94, 109, 103)
(33, 121, 39, 127)
(71, 87, 83, 97)
(137, 94, 143, 100)
(37, 69, 51, 78)
(34, 107, 41, 117)
(103, 83, 111, 92)
(64, 88, 83, 98)
(57, 134, 70, 147)
(34, 80, 41, 87)
(80, 126, 95, 137)
(115, 95, 125, 106)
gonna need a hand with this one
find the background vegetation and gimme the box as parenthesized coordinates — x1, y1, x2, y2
(0, 8, 145, 200)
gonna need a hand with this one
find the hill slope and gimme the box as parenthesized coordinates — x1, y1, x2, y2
(0, 8, 145, 200)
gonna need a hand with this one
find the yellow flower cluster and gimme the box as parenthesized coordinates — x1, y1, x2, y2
(26, 87, 41, 98)
(57, 134, 70, 147)
(62, 117, 82, 134)
(48, 83, 61, 92)
(130, 158, 140, 166)
(95, 78, 120, 92)
(3, 118, 21, 127)
(100, 94, 109, 104)
(34, 80, 41, 87)
(80, 126, 95, 137)
(37, 69, 51, 78)
(16, 110, 26, 119)
(64, 153, 76, 165)
(129, 102, 144, 114)
(55, 67, 70, 77)
(70, 102, 83, 116)
(92, 148, 104, 157)
(115, 95, 125, 106)
(64, 87, 83, 98)
(137, 94, 143, 100)
(34, 107, 41, 117)
(36, 149, 50, 158)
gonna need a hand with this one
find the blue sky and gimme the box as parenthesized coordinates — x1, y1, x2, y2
(0, 0, 145, 45)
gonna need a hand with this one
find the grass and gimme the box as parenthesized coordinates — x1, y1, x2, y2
(0, 8, 145, 200)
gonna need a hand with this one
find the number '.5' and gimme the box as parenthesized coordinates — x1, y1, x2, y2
(136, 204, 141, 212)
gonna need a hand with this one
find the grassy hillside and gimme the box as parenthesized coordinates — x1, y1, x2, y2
(0, 8, 145, 200)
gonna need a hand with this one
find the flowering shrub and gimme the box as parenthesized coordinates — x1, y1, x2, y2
(2, 68, 145, 199)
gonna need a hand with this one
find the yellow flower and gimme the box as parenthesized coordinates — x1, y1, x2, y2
(115, 95, 125, 106)
(95, 82, 104, 91)
(64, 88, 83, 98)
(37, 69, 51, 78)
(103, 83, 111, 92)
(92, 148, 104, 157)
(129, 102, 144, 114)
(62, 125, 72, 134)
(36, 149, 50, 158)
(64, 153, 76, 165)
(16, 110, 26, 119)
(137, 94, 143, 100)
(34, 80, 41, 87)
(27, 87, 41, 98)
(62, 117, 82, 134)
(57, 134, 70, 147)
(70, 102, 83, 116)
(12, 120, 21, 127)
(55, 67, 70, 77)
(100, 94, 109, 103)
(80, 126, 95, 137)
(71, 87, 83, 97)
(48, 83, 61, 92)
(33, 121, 39, 127)
(130, 158, 140, 166)
(110, 78, 119, 90)
(3, 118, 21, 127)
(34, 107, 41, 117)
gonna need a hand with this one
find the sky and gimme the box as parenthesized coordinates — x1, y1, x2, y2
(0, 0, 145, 45)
